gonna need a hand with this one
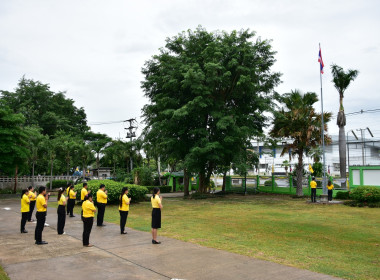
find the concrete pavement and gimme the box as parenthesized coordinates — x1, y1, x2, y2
(0, 199, 342, 280)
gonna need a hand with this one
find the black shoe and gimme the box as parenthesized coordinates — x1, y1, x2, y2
(121, 231, 127, 234)
(21, 230, 28, 233)
(35, 241, 48, 245)
(152, 240, 161, 244)
(100, 224, 106, 226)
(70, 215, 75, 217)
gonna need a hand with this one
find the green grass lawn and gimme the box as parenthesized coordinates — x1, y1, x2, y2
(68, 194, 379, 280)
(0, 264, 10, 280)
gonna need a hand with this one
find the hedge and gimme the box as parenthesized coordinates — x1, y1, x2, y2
(335, 191, 350, 200)
(350, 186, 380, 203)
(46, 180, 73, 189)
(74, 179, 148, 204)
(145, 185, 172, 193)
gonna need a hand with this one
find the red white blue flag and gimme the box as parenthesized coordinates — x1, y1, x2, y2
(318, 47, 324, 74)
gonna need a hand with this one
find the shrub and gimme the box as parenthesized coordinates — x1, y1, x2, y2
(335, 191, 350, 200)
(133, 167, 154, 186)
(46, 180, 73, 189)
(145, 185, 172, 193)
(350, 186, 380, 203)
(74, 179, 148, 203)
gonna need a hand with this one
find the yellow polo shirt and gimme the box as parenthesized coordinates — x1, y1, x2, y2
(97, 190, 107, 204)
(119, 194, 130, 211)
(29, 191, 36, 201)
(36, 194, 47, 212)
(151, 195, 161, 208)
(82, 200, 96, 218)
(327, 184, 334, 190)
(81, 188, 88, 201)
(66, 187, 70, 196)
(310, 181, 317, 189)
(58, 194, 66, 205)
(21, 194, 30, 212)
(69, 189, 76, 199)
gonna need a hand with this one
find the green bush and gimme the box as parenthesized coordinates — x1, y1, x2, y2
(146, 185, 172, 193)
(46, 180, 73, 189)
(74, 179, 148, 204)
(350, 186, 380, 203)
(264, 180, 277, 187)
(133, 167, 154, 186)
(335, 191, 350, 200)
(0, 188, 15, 194)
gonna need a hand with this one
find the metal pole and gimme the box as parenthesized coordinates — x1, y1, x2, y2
(319, 43, 327, 195)
(360, 129, 365, 165)
(346, 132, 350, 169)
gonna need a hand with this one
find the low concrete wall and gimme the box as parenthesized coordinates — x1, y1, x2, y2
(0, 176, 80, 190)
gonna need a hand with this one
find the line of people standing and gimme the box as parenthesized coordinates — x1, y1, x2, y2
(20, 183, 164, 247)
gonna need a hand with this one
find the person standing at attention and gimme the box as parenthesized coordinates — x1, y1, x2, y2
(66, 183, 71, 215)
(27, 186, 37, 222)
(310, 177, 317, 203)
(57, 188, 67, 235)
(96, 184, 107, 226)
(151, 187, 163, 244)
(20, 189, 30, 233)
(82, 193, 96, 247)
(35, 186, 50, 245)
(81, 182, 90, 220)
(68, 184, 77, 217)
(119, 187, 131, 234)
(327, 180, 334, 202)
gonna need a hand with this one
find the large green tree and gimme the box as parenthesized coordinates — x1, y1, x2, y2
(0, 101, 29, 191)
(331, 64, 359, 181)
(270, 90, 331, 196)
(142, 27, 281, 192)
(1, 77, 89, 136)
(85, 132, 112, 170)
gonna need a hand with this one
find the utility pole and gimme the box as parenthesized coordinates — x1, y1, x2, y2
(357, 127, 374, 165)
(124, 119, 137, 172)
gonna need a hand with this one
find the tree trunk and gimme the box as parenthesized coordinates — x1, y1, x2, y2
(296, 152, 304, 197)
(96, 153, 100, 169)
(222, 171, 227, 192)
(184, 168, 189, 197)
(337, 110, 347, 187)
(50, 159, 53, 190)
(32, 162, 35, 188)
(14, 165, 18, 193)
(199, 172, 205, 193)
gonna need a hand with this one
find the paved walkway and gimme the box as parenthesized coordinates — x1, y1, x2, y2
(0, 199, 341, 280)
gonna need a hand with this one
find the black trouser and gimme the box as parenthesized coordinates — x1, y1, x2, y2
(81, 200, 84, 221)
(83, 217, 93, 245)
(57, 205, 66, 234)
(119, 210, 129, 233)
(28, 201, 35, 221)
(328, 189, 333, 201)
(35, 211, 46, 242)
(67, 196, 70, 214)
(97, 203, 106, 226)
(311, 188, 317, 202)
(21, 212, 28, 232)
(68, 199, 75, 216)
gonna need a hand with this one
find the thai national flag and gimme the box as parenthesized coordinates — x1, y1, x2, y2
(318, 47, 324, 74)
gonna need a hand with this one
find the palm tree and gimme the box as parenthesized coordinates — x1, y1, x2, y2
(331, 64, 359, 181)
(270, 90, 332, 196)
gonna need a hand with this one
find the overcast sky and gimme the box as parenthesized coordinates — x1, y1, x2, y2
(1, 0, 379, 141)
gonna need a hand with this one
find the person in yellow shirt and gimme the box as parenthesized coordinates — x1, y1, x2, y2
(119, 187, 131, 234)
(66, 183, 71, 215)
(35, 186, 50, 245)
(310, 177, 317, 203)
(151, 187, 163, 244)
(81, 182, 91, 221)
(68, 184, 77, 217)
(82, 193, 96, 247)
(57, 188, 67, 235)
(20, 189, 30, 233)
(327, 180, 334, 202)
(96, 184, 107, 226)
(27, 186, 37, 222)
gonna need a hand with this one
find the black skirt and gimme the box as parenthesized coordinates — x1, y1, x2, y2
(151, 208, 161, 229)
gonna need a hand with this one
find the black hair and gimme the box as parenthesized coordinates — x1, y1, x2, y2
(328, 180, 332, 185)
(38, 186, 46, 194)
(67, 182, 72, 188)
(312, 177, 316, 181)
(28, 186, 33, 191)
(70, 184, 74, 189)
(84, 193, 93, 201)
(152, 187, 160, 199)
(119, 187, 128, 207)
(21, 189, 28, 198)
(99, 184, 105, 189)
(57, 188, 64, 201)
(83, 182, 87, 187)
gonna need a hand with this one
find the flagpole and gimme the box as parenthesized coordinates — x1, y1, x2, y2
(319, 43, 327, 195)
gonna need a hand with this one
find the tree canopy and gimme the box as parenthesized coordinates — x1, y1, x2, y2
(142, 26, 281, 192)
